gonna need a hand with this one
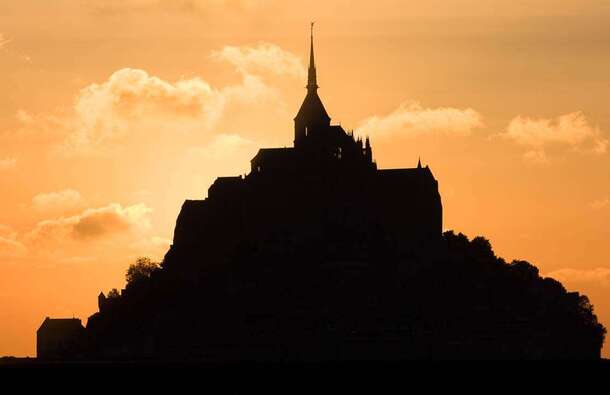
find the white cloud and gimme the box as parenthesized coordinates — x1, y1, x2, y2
(546, 267, 610, 288)
(503, 111, 607, 155)
(356, 102, 484, 139)
(32, 189, 83, 213)
(0, 157, 17, 170)
(212, 42, 306, 78)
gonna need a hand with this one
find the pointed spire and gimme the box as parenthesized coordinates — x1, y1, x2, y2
(417, 157, 422, 169)
(307, 21, 318, 92)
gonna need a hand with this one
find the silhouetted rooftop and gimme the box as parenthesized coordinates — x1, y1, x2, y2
(294, 91, 330, 124)
(251, 147, 295, 163)
(37, 318, 83, 333)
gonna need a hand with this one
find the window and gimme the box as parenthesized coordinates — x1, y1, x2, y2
(305, 126, 308, 137)
(338, 147, 342, 159)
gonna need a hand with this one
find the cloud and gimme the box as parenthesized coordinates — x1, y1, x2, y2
(502, 111, 607, 155)
(0, 157, 17, 170)
(356, 102, 484, 139)
(522, 149, 551, 166)
(32, 189, 83, 213)
(183, 134, 260, 190)
(25, 203, 152, 247)
(14, 43, 301, 157)
(590, 198, 609, 210)
(212, 43, 306, 78)
(88, 0, 265, 15)
(54, 66, 279, 156)
(15, 109, 34, 124)
(1, 203, 167, 264)
(58, 68, 223, 155)
(546, 268, 610, 288)
(187, 133, 258, 161)
(129, 235, 172, 258)
(0, 33, 10, 50)
(0, 225, 27, 258)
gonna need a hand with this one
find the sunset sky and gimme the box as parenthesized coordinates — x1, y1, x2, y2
(1, 0, 610, 357)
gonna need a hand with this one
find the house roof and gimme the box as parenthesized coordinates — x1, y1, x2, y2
(37, 317, 84, 333)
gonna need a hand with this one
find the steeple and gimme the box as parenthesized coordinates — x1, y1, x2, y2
(294, 22, 330, 147)
(307, 22, 318, 92)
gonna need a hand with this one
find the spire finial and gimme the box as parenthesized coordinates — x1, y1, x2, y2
(307, 22, 318, 92)
(417, 157, 422, 169)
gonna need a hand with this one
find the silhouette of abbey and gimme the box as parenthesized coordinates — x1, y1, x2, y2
(168, 25, 442, 265)
(37, 27, 606, 361)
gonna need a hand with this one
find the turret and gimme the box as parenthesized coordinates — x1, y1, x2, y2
(365, 136, 372, 163)
(98, 291, 106, 312)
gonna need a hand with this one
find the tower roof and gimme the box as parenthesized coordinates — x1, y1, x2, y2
(294, 22, 330, 124)
(307, 22, 318, 92)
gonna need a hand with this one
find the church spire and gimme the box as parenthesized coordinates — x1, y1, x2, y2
(294, 23, 330, 146)
(307, 21, 318, 92)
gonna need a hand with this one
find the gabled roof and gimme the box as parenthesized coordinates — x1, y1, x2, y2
(378, 166, 435, 181)
(37, 317, 83, 333)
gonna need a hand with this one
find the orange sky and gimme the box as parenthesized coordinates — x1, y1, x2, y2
(1, 0, 610, 357)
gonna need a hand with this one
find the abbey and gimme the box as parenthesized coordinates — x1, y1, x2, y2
(36, 31, 607, 363)
(167, 29, 442, 264)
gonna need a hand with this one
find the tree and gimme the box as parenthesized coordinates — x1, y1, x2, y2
(126, 257, 159, 287)
(107, 288, 120, 299)
(471, 236, 494, 255)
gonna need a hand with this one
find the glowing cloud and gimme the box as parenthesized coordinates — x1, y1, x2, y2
(0, 225, 27, 259)
(88, 0, 262, 15)
(56, 67, 279, 156)
(522, 149, 551, 166)
(356, 102, 484, 139)
(0, 33, 10, 49)
(503, 112, 607, 155)
(59, 68, 223, 154)
(32, 189, 84, 213)
(0, 157, 17, 170)
(590, 198, 609, 210)
(25, 203, 152, 248)
(212, 43, 306, 78)
(187, 133, 258, 161)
